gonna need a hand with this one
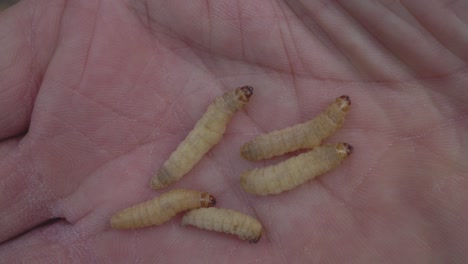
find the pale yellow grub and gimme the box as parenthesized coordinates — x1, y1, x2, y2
(110, 189, 216, 229)
(181, 207, 263, 243)
(152, 86, 253, 189)
(240, 143, 353, 196)
(241, 95, 351, 161)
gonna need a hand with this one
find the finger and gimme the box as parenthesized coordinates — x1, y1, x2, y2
(0, 0, 62, 140)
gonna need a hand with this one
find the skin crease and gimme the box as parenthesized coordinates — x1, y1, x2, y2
(0, 0, 467, 263)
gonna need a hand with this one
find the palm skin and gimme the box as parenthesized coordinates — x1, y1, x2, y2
(0, 0, 467, 263)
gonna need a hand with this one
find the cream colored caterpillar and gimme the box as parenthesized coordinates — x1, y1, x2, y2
(241, 95, 351, 161)
(240, 143, 353, 196)
(111, 189, 216, 229)
(181, 208, 263, 243)
(152, 86, 253, 189)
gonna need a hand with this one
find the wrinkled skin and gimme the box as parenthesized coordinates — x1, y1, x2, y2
(1, 0, 467, 263)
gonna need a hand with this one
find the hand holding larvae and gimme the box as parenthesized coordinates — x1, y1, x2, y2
(111, 92, 352, 244)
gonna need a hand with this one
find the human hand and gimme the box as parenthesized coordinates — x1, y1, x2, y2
(1, 0, 467, 263)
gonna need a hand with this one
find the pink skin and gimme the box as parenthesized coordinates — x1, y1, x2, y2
(1, 0, 467, 263)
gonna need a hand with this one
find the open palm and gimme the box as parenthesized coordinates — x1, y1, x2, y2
(1, 0, 467, 263)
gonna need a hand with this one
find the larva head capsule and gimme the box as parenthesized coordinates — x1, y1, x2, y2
(241, 86, 253, 98)
(200, 193, 217, 207)
(236, 86, 254, 103)
(208, 195, 216, 206)
(337, 95, 351, 112)
(336, 143, 353, 158)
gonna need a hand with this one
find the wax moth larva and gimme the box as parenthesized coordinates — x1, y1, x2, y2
(151, 86, 254, 189)
(110, 189, 216, 229)
(240, 143, 353, 196)
(181, 207, 263, 243)
(241, 95, 351, 161)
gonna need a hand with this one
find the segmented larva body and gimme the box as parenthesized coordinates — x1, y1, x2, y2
(240, 143, 353, 196)
(181, 208, 263, 243)
(241, 95, 351, 161)
(111, 189, 216, 229)
(151, 86, 253, 189)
